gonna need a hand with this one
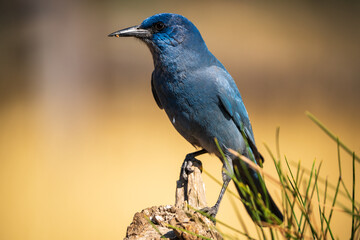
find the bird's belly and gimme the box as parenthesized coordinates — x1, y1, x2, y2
(164, 100, 244, 157)
(164, 103, 202, 147)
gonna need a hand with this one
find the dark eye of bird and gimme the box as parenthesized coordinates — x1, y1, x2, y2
(154, 22, 165, 31)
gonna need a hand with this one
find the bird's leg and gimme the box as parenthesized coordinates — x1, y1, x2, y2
(180, 149, 207, 181)
(201, 169, 231, 220)
(201, 157, 233, 220)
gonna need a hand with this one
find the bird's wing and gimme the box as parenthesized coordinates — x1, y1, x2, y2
(151, 71, 163, 109)
(217, 74, 264, 166)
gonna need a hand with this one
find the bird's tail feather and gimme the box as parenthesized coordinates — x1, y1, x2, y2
(232, 159, 284, 225)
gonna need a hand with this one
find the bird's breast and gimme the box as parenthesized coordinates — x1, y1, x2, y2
(152, 70, 220, 148)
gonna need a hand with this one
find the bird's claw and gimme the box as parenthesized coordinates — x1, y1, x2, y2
(180, 154, 202, 181)
(200, 206, 218, 224)
(180, 157, 194, 181)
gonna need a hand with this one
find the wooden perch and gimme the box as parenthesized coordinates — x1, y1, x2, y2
(124, 159, 223, 240)
(175, 159, 207, 210)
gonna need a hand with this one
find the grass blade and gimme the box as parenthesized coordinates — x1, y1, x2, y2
(322, 212, 335, 240)
(143, 215, 166, 239)
(351, 152, 356, 240)
(306, 111, 360, 163)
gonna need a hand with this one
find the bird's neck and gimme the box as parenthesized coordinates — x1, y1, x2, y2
(153, 46, 217, 74)
(147, 35, 217, 74)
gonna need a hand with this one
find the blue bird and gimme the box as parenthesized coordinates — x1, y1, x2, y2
(109, 13, 283, 224)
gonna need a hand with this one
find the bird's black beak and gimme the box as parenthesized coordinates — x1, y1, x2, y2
(108, 25, 151, 38)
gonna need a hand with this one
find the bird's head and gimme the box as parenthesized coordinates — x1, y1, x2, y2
(108, 13, 209, 64)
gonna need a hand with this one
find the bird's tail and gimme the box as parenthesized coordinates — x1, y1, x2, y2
(232, 158, 284, 225)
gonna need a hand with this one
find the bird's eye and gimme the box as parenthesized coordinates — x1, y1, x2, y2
(154, 21, 165, 31)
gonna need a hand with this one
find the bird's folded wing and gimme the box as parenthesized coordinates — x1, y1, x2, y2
(151, 71, 163, 109)
(217, 76, 264, 166)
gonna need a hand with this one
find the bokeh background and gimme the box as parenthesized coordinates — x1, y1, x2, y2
(1, 0, 359, 239)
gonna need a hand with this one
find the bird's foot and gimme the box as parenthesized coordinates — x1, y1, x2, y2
(200, 206, 219, 224)
(180, 154, 203, 181)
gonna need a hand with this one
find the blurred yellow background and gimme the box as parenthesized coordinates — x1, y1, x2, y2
(1, 0, 359, 239)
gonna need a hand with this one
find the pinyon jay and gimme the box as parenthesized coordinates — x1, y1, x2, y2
(109, 13, 283, 224)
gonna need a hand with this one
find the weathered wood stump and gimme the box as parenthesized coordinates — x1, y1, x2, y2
(124, 159, 222, 240)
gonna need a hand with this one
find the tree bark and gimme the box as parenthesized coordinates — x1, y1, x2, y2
(124, 159, 222, 240)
